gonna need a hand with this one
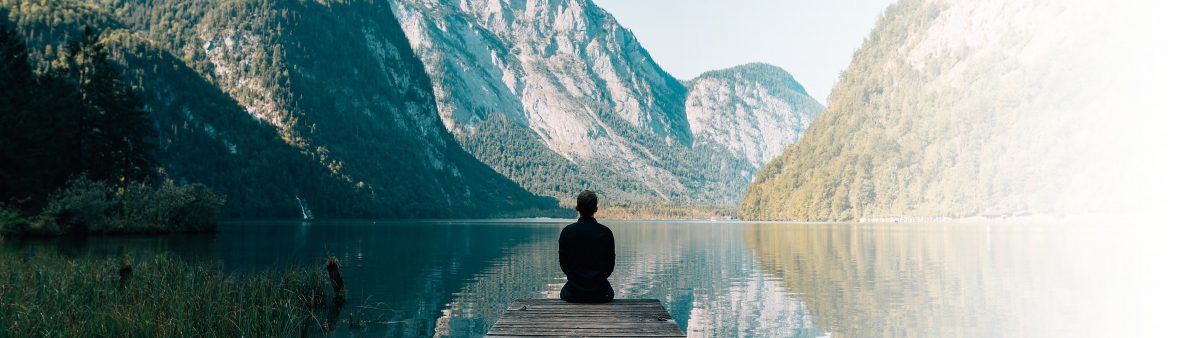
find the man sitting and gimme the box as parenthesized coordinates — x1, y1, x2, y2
(558, 190, 615, 303)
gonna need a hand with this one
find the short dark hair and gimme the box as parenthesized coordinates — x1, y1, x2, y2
(575, 190, 598, 217)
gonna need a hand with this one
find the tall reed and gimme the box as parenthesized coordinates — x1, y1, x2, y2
(0, 249, 328, 336)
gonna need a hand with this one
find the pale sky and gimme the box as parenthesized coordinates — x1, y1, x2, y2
(592, 0, 896, 104)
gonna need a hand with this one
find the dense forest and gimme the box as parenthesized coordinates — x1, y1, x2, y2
(1, 20, 152, 210)
(740, 0, 1141, 221)
(1, 0, 563, 219)
(1, 14, 223, 234)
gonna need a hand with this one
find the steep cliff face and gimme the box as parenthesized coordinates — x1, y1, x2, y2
(393, 0, 822, 207)
(4, 0, 560, 218)
(685, 63, 823, 168)
(740, 0, 1145, 220)
(394, 0, 691, 151)
(190, 0, 480, 216)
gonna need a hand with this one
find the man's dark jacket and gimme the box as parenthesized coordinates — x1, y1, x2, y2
(558, 216, 615, 303)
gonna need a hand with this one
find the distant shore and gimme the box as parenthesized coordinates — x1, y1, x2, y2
(855, 212, 1146, 225)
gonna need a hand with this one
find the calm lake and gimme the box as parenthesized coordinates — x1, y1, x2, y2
(2, 219, 1168, 337)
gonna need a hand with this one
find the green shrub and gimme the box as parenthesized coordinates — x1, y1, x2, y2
(117, 179, 226, 233)
(40, 177, 117, 234)
(0, 205, 30, 234)
(5, 177, 226, 236)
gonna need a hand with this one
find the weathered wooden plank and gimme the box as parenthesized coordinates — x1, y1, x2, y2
(486, 299, 686, 337)
(496, 312, 672, 317)
(496, 314, 673, 319)
(490, 334, 679, 336)
(489, 328, 683, 334)
(508, 310, 668, 312)
(490, 322, 681, 327)
(490, 329, 683, 334)
(491, 324, 682, 329)
(494, 318, 673, 324)
(506, 303, 663, 306)
(514, 299, 660, 303)
(505, 304, 670, 310)
(492, 321, 677, 325)
(506, 303, 665, 309)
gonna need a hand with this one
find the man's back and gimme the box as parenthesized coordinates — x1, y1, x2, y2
(558, 216, 615, 303)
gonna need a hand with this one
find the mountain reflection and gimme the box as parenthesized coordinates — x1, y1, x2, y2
(435, 221, 826, 337)
(210, 220, 561, 337)
(13, 220, 1147, 337)
(743, 223, 1138, 338)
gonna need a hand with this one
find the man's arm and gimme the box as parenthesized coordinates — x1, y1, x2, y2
(602, 228, 615, 278)
(559, 230, 576, 279)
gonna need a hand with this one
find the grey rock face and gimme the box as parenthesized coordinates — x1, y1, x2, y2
(393, 0, 823, 205)
(686, 63, 823, 168)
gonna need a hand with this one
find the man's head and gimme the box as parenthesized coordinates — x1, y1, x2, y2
(575, 190, 598, 217)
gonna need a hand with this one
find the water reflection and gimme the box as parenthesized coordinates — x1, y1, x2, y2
(608, 222, 823, 338)
(433, 221, 823, 337)
(4, 220, 1158, 337)
(212, 220, 561, 337)
(744, 223, 1146, 338)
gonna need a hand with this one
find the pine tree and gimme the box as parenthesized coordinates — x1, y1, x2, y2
(65, 26, 156, 185)
(0, 15, 36, 207)
(1, 20, 157, 212)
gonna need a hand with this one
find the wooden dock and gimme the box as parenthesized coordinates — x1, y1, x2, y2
(485, 299, 686, 337)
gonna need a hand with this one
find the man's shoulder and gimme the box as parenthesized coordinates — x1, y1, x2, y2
(560, 222, 585, 236)
(560, 219, 610, 233)
(591, 222, 614, 238)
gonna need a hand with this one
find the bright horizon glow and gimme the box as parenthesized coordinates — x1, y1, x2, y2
(592, 0, 896, 104)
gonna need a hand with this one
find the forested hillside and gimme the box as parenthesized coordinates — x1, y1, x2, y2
(741, 0, 1148, 221)
(394, 0, 822, 212)
(2, 0, 561, 218)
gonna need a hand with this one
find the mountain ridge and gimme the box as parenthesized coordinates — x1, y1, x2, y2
(685, 62, 822, 169)
(5, 0, 826, 218)
(740, 0, 1143, 221)
(3, 0, 562, 218)
(394, 0, 823, 209)
(686, 62, 810, 97)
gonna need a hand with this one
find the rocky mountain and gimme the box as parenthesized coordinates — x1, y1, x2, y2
(685, 63, 822, 168)
(4, 0, 825, 218)
(2, 0, 560, 218)
(740, 0, 1150, 221)
(392, 0, 822, 209)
